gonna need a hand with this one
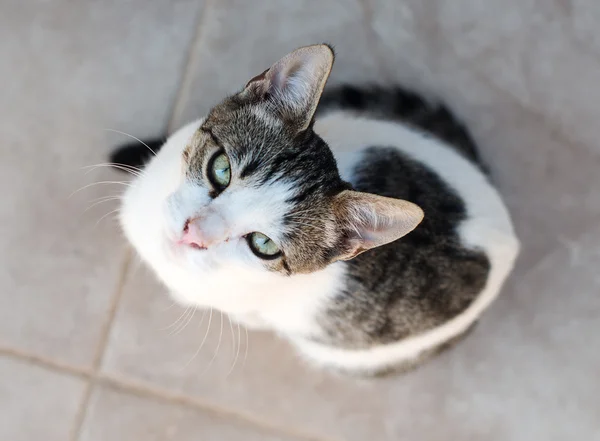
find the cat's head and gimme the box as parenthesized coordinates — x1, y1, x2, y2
(140, 44, 423, 277)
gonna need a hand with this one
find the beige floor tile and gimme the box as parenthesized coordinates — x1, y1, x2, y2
(365, 0, 445, 94)
(571, 0, 600, 55)
(170, 0, 384, 128)
(0, 0, 204, 364)
(78, 383, 303, 441)
(434, 0, 600, 155)
(434, 0, 559, 103)
(0, 355, 87, 441)
(101, 233, 600, 441)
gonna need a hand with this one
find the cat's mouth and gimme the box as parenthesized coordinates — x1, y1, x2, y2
(186, 242, 207, 251)
(173, 236, 208, 251)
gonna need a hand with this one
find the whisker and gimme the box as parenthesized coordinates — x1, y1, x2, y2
(172, 306, 195, 336)
(181, 307, 213, 371)
(242, 326, 249, 370)
(95, 208, 121, 227)
(169, 306, 194, 335)
(84, 196, 122, 213)
(104, 128, 157, 156)
(83, 162, 143, 173)
(83, 163, 143, 177)
(226, 321, 242, 378)
(201, 311, 223, 376)
(225, 316, 238, 377)
(161, 300, 178, 312)
(161, 305, 192, 332)
(86, 193, 124, 204)
(195, 308, 208, 329)
(69, 180, 132, 199)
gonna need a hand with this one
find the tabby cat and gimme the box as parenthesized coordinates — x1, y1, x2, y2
(112, 44, 519, 375)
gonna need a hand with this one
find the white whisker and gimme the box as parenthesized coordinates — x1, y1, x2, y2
(95, 208, 121, 227)
(225, 316, 238, 377)
(242, 326, 249, 370)
(69, 180, 132, 199)
(232, 321, 242, 376)
(201, 311, 223, 376)
(180, 308, 212, 371)
(84, 196, 122, 213)
(161, 305, 192, 332)
(161, 300, 178, 312)
(172, 306, 195, 336)
(83, 163, 143, 177)
(104, 128, 157, 156)
(83, 162, 143, 173)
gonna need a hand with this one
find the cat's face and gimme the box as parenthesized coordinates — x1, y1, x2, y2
(147, 45, 423, 277)
(165, 103, 349, 276)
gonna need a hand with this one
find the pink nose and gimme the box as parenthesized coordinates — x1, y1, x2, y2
(180, 219, 208, 249)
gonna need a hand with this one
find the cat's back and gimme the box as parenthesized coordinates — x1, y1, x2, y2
(312, 86, 519, 347)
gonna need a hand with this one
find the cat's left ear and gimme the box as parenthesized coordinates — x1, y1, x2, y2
(244, 44, 335, 132)
(332, 190, 424, 261)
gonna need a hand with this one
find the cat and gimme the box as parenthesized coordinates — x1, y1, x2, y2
(111, 44, 519, 376)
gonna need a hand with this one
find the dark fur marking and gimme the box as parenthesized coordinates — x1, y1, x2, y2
(318, 146, 490, 349)
(316, 85, 486, 170)
(109, 138, 165, 169)
(239, 156, 262, 179)
(281, 258, 292, 275)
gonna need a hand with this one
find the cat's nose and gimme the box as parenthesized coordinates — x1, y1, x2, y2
(180, 218, 209, 249)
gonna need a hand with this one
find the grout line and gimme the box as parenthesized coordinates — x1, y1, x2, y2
(0, 346, 337, 441)
(166, 0, 214, 134)
(91, 247, 133, 369)
(96, 373, 341, 441)
(68, 248, 133, 441)
(0, 346, 92, 378)
(0, 347, 94, 441)
(68, 382, 95, 441)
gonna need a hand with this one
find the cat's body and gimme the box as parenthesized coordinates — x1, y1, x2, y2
(115, 45, 519, 375)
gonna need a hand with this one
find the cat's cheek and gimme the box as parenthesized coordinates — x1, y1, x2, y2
(214, 240, 250, 267)
(161, 198, 183, 242)
(215, 240, 264, 272)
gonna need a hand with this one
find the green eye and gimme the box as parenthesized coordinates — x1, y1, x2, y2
(208, 151, 231, 190)
(247, 232, 281, 259)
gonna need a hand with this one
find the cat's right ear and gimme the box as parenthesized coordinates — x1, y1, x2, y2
(242, 44, 335, 132)
(331, 190, 424, 261)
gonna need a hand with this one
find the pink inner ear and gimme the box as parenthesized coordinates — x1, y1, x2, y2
(269, 60, 312, 104)
(335, 190, 424, 256)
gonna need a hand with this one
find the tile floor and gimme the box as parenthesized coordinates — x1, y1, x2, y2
(1, 1, 599, 440)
